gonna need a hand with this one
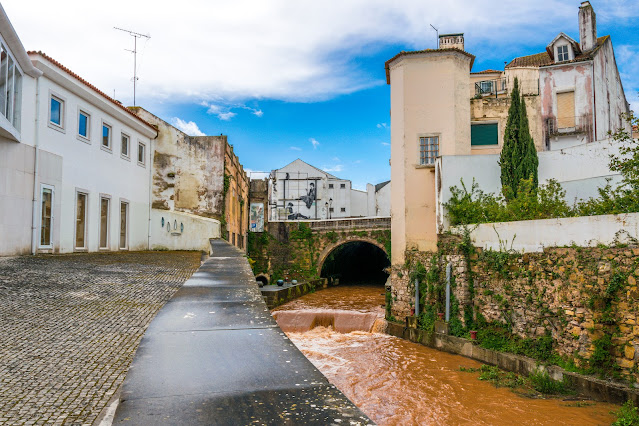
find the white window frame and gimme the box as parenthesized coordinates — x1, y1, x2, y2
(48, 91, 66, 132)
(137, 140, 146, 167)
(77, 108, 91, 143)
(418, 134, 440, 167)
(556, 44, 570, 62)
(99, 194, 111, 250)
(121, 132, 131, 160)
(119, 199, 129, 250)
(39, 184, 55, 249)
(0, 40, 24, 140)
(101, 121, 112, 151)
(74, 189, 89, 251)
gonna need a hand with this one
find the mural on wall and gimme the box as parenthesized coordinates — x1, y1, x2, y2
(250, 203, 265, 232)
(274, 174, 320, 220)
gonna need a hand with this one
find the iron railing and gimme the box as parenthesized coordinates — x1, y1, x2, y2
(269, 216, 391, 231)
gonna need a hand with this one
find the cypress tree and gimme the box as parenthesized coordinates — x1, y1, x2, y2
(499, 78, 538, 199)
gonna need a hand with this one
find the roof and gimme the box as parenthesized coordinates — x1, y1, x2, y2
(471, 69, 503, 75)
(275, 159, 339, 180)
(385, 48, 476, 84)
(375, 180, 390, 192)
(28, 51, 156, 132)
(506, 35, 609, 69)
(440, 33, 463, 38)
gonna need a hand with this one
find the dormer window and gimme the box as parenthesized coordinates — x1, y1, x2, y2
(557, 45, 569, 62)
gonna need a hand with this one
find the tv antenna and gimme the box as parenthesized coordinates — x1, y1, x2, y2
(430, 24, 438, 49)
(114, 27, 150, 105)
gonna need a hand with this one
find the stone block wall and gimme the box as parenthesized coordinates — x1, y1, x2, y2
(390, 234, 639, 379)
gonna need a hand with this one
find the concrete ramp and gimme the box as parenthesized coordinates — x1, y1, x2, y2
(113, 239, 372, 425)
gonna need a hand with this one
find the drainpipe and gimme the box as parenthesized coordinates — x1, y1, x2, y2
(30, 76, 41, 255)
(414, 278, 419, 317)
(147, 133, 155, 251)
(445, 263, 452, 322)
(591, 60, 597, 142)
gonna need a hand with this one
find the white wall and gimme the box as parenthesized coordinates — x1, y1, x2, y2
(31, 55, 156, 253)
(350, 188, 367, 217)
(438, 137, 624, 229)
(455, 212, 639, 253)
(375, 183, 391, 217)
(150, 209, 220, 252)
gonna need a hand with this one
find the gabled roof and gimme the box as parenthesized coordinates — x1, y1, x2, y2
(545, 32, 581, 61)
(506, 35, 608, 69)
(275, 158, 339, 180)
(28, 51, 156, 132)
(385, 48, 476, 84)
(375, 180, 390, 192)
(471, 69, 502, 75)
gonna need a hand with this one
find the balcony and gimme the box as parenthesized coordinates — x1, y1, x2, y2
(474, 78, 507, 98)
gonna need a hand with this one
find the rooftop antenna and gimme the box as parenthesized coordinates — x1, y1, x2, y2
(430, 24, 439, 49)
(114, 27, 150, 106)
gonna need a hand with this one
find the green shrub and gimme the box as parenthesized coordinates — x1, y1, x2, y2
(613, 400, 639, 426)
(527, 370, 571, 394)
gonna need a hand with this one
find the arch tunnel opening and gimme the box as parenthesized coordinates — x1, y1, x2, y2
(320, 241, 390, 286)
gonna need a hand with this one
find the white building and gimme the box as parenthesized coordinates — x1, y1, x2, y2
(0, 5, 157, 255)
(268, 159, 389, 221)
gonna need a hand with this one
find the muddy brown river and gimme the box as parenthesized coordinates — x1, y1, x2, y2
(273, 284, 617, 425)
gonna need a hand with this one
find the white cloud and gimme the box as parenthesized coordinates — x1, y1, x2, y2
(381, 142, 390, 146)
(9, 0, 637, 106)
(218, 111, 237, 121)
(323, 164, 343, 173)
(332, 156, 340, 161)
(170, 117, 205, 136)
(252, 109, 264, 117)
(310, 138, 320, 149)
(377, 123, 388, 129)
(290, 146, 302, 151)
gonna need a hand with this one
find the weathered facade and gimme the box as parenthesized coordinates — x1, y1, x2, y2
(131, 108, 248, 252)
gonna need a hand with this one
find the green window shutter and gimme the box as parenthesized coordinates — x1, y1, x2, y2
(471, 123, 498, 146)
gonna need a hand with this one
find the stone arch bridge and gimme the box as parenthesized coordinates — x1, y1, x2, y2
(249, 217, 391, 285)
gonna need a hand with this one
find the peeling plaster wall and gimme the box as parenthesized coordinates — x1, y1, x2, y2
(132, 108, 226, 219)
(539, 62, 595, 146)
(504, 67, 541, 96)
(470, 96, 543, 154)
(592, 39, 631, 141)
(224, 143, 249, 250)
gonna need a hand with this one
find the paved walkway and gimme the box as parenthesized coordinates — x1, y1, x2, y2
(0, 251, 201, 425)
(113, 240, 372, 425)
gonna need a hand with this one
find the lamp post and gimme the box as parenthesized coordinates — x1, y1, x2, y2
(328, 198, 333, 219)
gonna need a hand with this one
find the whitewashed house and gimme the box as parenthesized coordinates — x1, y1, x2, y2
(268, 159, 390, 221)
(0, 3, 158, 255)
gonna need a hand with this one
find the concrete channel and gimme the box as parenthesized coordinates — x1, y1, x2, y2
(112, 239, 372, 425)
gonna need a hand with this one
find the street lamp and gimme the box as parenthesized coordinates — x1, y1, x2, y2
(328, 198, 333, 219)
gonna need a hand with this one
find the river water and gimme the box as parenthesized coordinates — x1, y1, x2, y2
(272, 284, 617, 425)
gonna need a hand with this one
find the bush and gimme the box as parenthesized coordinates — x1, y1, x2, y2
(613, 401, 639, 426)
(527, 370, 571, 394)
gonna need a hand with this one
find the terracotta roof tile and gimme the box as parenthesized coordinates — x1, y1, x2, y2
(506, 36, 609, 69)
(385, 48, 476, 84)
(471, 69, 503, 74)
(28, 51, 156, 133)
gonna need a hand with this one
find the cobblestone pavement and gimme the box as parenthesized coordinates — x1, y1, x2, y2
(0, 251, 202, 425)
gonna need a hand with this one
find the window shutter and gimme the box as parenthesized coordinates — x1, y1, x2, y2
(471, 123, 498, 146)
(557, 91, 575, 128)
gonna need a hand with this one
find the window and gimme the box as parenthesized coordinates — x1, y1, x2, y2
(419, 136, 439, 165)
(121, 134, 130, 158)
(78, 110, 90, 140)
(340, 207, 346, 212)
(99, 197, 110, 249)
(328, 184, 334, 189)
(340, 183, 346, 189)
(75, 192, 88, 249)
(471, 123, 498, 146)
(50, 96, 63, 127)
(40, 186, 53, 248)
(329, 207, 334, 212)
(557, 91, 575, 129)
(557, 45, 569, 62)
(119, 201, 128, 249)
(480, 80, 494, 94)
(102, 123, 111, 149)
(137, 141, 146, 166)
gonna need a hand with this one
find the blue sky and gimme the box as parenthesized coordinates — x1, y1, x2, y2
(6, 0, 639, 189)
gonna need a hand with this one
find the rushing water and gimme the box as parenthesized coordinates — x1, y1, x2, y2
(273, 284, 617, 425)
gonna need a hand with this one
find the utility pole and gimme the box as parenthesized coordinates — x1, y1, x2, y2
(430, 24, 438, 49)
(114, 27, 150, 106)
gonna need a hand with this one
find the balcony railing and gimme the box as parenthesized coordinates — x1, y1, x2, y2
(475, 78, 507, 98)
(543, 114, 594, 146)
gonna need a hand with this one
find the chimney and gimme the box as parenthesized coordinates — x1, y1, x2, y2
(579, 1, 597, 52)
(438, 33, 464, 51)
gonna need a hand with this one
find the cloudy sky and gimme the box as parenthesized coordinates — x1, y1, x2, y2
(6, 0, 638, 188)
